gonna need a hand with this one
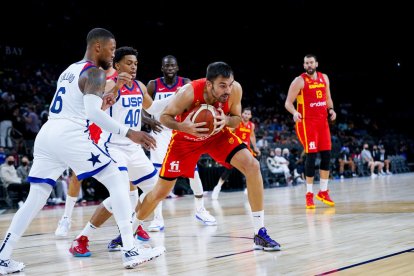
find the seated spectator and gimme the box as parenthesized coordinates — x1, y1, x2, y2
(338, 146, 357, 178)
(0, 155, 29, 206)
(375, 145, 392, 175)
(0, 155, 21, 187)
(283, 148, 304, 183)
(361, 143, 383, 178)
(266, 147, 292, 185)
(16, 155, 31, 184)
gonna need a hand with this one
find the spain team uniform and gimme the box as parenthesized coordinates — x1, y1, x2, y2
(159, 78, 246, 179)
(28, 61, 114, 185)
(99, 78, 157, 193)
(234, 121, 255, 156)
(150, 77, 187, 169)
(295, 72, 331, 153)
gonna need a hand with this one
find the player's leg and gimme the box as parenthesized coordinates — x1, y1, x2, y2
(190, 169, 217, 225)
(230, 147, 280, 251)
(211, 167, 232, 200)
(55, 170, 82, 237)
(0, 125, 66, 274)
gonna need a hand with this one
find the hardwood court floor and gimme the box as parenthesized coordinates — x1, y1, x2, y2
(0, 173, 413, 275)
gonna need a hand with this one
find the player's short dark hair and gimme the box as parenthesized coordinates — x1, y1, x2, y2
(113, 46, 138, 64)
(206, 61, 233, 81)
(86, 28, 115, 45)
(305, 54, 317, 61)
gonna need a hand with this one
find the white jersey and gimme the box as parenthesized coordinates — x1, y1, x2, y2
(100, 80, 144, 146)
(48, 60, 96, 127)
(150, 77, 186, 167)
(28, 61, 114, 185)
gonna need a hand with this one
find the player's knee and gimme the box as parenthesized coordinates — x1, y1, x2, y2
(305, 153, 317, 177)
(319, 150, 331, 171)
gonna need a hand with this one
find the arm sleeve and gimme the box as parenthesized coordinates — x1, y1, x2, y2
(145, 94, 175, 115)
(83, 94, 129, 137)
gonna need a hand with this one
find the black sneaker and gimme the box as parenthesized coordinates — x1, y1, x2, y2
(253, 227, 281, 251)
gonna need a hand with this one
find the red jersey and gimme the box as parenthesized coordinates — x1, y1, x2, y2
(175, 78, 230, 141)
(234, 121, 254, 149)
(88, 71, 119, 144)
(296, 72, 328, 120)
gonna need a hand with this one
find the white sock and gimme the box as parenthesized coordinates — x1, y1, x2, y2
(63, 195, 77, 219)
(252, 210, 264, 234)
(189, 171, 204, 195)
(153, 201, 163, 220)
(320, 179, 328, 191)
(194, 196, 204, 212)
(216, 178, 224, 188)
(129, 189, 139, 211)
(77, 221, 98, 239)
(306, 184, 313, 193)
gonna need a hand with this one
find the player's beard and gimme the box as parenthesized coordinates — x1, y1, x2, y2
(211, 87, 229, 103)
(306, 67, 316, 75)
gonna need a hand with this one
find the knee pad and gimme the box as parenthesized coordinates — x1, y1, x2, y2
(305, 153, 317, 178)
(319, 150, 331, 171)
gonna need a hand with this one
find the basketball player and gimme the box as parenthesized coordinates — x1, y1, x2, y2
(285, 54, 336, 209)
(135, 61, 281, 252)
(0, 28, 162, 274)
(69, 46, 175, 255)
(146, 55, 216, 232)
(211, 107, 260, 199)
(55, 64, 118, 238)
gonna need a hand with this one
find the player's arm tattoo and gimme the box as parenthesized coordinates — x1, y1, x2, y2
(83, 68, 107, 97)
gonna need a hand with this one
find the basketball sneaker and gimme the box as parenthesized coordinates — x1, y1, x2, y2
(316, 190, 335, 207)
(122, 245, 166, 269)
(195, 208, 217, 226)
(0, 259, 25, 274)
(69, 235, 91, 257)
(55, 216, 71, 237)
(148, 217, 164, 232)
(108, 235, 123, 252)
(136, 225, 150, 241)
(253, 227, 281, 251)
(211, 185, 221, 200)
(306, 192, 315, 209)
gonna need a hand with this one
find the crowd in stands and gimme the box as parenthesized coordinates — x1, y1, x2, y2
(1, 62, 413, 208)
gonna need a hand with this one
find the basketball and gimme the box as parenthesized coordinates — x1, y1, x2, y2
(191, 104, 220, 136)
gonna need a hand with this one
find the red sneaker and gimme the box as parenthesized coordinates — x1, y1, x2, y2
(306, 192, 315, 209)
(136, 225, 150, 241)
(69, 235, 91, 257)
(316, 190, 335, 207)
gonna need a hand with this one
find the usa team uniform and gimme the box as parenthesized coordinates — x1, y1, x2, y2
(150, 77, 187, 169)
(99, 78, 157, 193)
(28, 61, 114, 184)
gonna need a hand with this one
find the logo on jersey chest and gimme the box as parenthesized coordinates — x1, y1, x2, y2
(122, 97, 142, 107)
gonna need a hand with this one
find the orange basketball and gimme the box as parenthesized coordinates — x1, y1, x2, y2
(191, 104, 220, 136)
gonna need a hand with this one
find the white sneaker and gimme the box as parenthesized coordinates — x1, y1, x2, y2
(148, 217, 165, 232)
(136, 244, 166, 260)
(122, 245, 163, 269)
(386, 171, 393, 175)
(244, 188, 248, 195)
(195, 208, 217, 226)
(371, 173, 378, 179)
(211, 185, 221, 200)
(0, 259, 25, 274)
(55, 216, 71, 237)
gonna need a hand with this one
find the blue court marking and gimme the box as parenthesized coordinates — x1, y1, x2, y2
(316, 247, 414, 275)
